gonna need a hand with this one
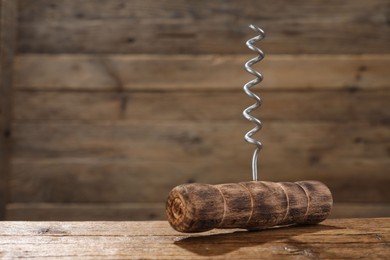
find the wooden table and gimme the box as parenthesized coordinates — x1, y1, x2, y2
(1, 218, 389, 259)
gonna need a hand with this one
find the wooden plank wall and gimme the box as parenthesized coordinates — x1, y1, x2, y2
(0, 0, 17, 219)
(4, 0, 390, 220)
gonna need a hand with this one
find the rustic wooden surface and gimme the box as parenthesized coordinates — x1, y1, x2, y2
(0, 0, 17, 219)
(4, 202, 390, 221)
(0, 218, 389, 259)
(17, 0, 390, 54)
(3, 0, 390, 220)
(14, 54, 390, 91)
(9, 121, 389, 203)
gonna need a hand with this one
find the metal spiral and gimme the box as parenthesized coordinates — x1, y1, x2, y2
(243, 24, 265, 181)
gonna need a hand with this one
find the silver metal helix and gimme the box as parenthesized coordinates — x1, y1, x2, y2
(243, 24, 265, 181)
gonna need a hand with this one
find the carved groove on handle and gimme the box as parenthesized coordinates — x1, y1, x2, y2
(238, 183, 254, 225)
(276, 182, 290, 224)
(296, 182, 310, 221)
(215, 185, 227, 228)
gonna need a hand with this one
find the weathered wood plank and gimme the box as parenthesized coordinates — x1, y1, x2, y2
(17, 0, 390, 54)
(0, 219, 389, 259)
(13, 90, 390, 122)
(14, 54, 390, 91)
(1, 218, 389, 236)
(11, 121, 390, 162)
(6, 203, 166, 221)
(331, 203, 390, 219)
(10, 159, 390, 204)
(5, 203, 390, 221)
(0, 0, 17, 219)
(10, 121, 390, 203)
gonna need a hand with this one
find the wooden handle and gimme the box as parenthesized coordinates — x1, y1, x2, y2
(166, 181, 333, 233)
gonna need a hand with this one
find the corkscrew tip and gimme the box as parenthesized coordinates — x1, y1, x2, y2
(249, 24, 266, 36)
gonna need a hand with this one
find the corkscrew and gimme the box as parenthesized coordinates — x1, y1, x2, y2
(243, 24, 265, 181)
(165, 25, 333, 233)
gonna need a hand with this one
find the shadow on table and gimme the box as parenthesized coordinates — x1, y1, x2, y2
(174, 224, 342, 256)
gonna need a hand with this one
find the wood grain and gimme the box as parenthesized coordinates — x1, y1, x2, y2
(9, 120, 389, 203)
(166, 181, 332, 232)
(8, 0, 390, 221)
(11, 121, 389, 163)
(6, 203, 166, 221)
(5, 203, 390, 221)
(13, 90, 390, 122)
(0, 0, 17, 219)
(330, 203, 390, 219)
(0, 219, 389, 259)
(10, 159, 390, 204)
(14, 54, 390, 91)
(17, 0, 390, 54)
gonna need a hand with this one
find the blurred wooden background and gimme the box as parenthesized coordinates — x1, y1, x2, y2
(1, 0, 389, 220)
